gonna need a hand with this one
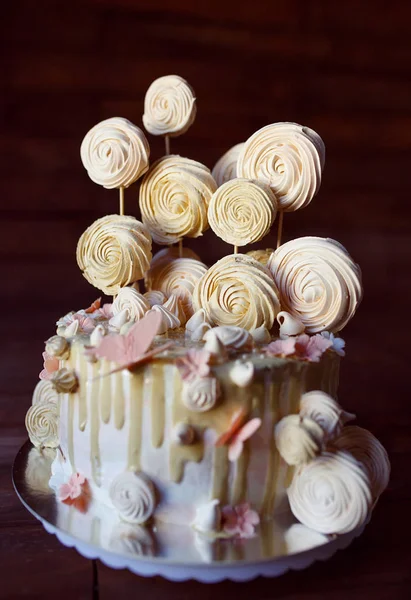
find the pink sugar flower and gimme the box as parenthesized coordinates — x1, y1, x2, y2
(265, 337, 296, 357)
(39, 351, 59, 380)
(294, 334, 333, 362)
(95, 303, 113, 320)
(85, 297, 102, 314)
(176, 349, 212, 382)
(222, 503, 260, 538)
(58, 472, 87, 502)
(72, 313, 96, 333)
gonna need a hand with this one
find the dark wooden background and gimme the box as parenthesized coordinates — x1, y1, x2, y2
(1, 0, 410, 598)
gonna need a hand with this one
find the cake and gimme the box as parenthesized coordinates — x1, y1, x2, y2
(25, 75, 390, 555)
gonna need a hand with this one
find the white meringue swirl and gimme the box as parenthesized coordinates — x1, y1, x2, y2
(268, 236, 363, 333)
(45, 335, 70, 360)
(143, 75, 196, 137)
(145, 246, 200, 291)
(77, 215, 152, 295)
(237, 122, 325, 212)
(288, 450, 372, 534)
(182, 376, 220, 413)
(208, 178, 277, 247)
(143, 290, 167, 307)
(25, 403, 59, 448)
(162, 293, 186, 325)
(109, 471, 156, 524)
(112, 286, 150, 322)
(203, 326, 253, 351)
(300, 390, 355, 442)
(246, 248, 274, 266)
(333, 426, 390, 501)
(193, 254, 280, 331)
(32, 380, 59, 406)
(80, 117, 150, 189)
(150, 257, 208, 319)
(150, 305, 180, 334)
(212, 143, 245, 187)
(275, 415, 324, 466)
(51, 368, 78, 394)
(139, 155, 217, 245)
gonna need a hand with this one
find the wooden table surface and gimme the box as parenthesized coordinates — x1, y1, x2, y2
(1, 0, 410, 598)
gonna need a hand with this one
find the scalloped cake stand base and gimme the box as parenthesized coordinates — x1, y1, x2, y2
(13, 442, 366, 583)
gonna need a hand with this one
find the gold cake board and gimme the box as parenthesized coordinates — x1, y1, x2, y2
(13, 441, 367, 583)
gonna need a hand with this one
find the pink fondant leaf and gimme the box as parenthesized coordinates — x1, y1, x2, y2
(236, 418, 262, 442)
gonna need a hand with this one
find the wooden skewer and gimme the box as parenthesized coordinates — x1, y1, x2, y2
(234, 245, 239, 254)
(276, 210, 284, 249)
(165, 135, 171, 155)
(119, 186, 125, 216)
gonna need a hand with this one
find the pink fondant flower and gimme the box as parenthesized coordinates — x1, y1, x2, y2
(294, 334, 333, 362)
(95, 303, 113, 320)
(58, 472, 87, 502)
(39, 351, 59, 380)
(176, 349, 212, 382)
(222, 503, 260, 538)
(265, 337, 296, 357)
(215, 409, 261, 461)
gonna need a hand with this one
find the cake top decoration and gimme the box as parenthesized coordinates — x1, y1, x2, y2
(143, 75, 197, 142)
(80, 117, 150, 190)
(212, 143, 245, 187)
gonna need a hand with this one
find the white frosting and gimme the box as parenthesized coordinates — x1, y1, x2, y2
(277, 311, 305, 339)
(143, 75, 196, 137)
(25, 403, 59, 448)
(288, 450, 372, 534)
(203, 326, 253, 351)
(80, 117, 150, 189)
(143, 290, 166, 307)
(192, 500, 221, 533)
(202, 332, 228, 362)
(300, 391, 355, 442)
(50, 368, 78, 394)
(151, 305, 180, 334)
(229, 361, 254, 388)
(237, 122, 325, 212)
(150, 257, 208, 319)
(108, 308, 129, 332)
(32, 380, 58, 406)
(112, 286, 150, 322)
(172, 423, 196, 446)
(89, 324, 106, 347)
(208, 178, 277, 247)
(275, 415, 324, 466)
(333, 426, 390, 501)
(139, 155, 217, 245)
(191, 322, 212, 341)
(45, 335, 70, 359)
(193, 254, 281, 331)
(250, 325, 271, 344)
(268, 236, 363, 333)
(62, 320, 79, 338)
(186, 308, 212, 334)
(162, 294, 186, 326)
(212, 143, 245, 187)
(109, 471, 156, 524)
(182, 377, 220, 412)
(77, 215, 152, 295)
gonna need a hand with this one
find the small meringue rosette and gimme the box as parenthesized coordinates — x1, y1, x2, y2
(212, 143, 245, 187)
(333, 426, 390, 501)
(237, 122, 325, 212)
(143, 290, 167, 307)
(275, 415, 324, 466)
(300, 390, 355, 442)
(25, 403, 59, 448)
(45, 335, 70, 359)
(288, 450, 372, 534)
(112, 286, 150, 322)
(182, 376, 220, 412)
(150, 304, 181, 334)
(51, 368, 78, 394)
(77, 215, 152, 295)
(143, 75, 196, 137)
(208, 178, 277, 247)
(268, 236, 363, 333)
(203, 326, 253, 351)
(193, 254, 280, 331)
(32, 379, 59, 406)
(109, 471, 156, 525)
(80, 117, 150, 189)
(149, 257, 208, 320)
(139, 155, 217, 245)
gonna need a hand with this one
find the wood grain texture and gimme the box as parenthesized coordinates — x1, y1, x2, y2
(1, 0, 410, 598)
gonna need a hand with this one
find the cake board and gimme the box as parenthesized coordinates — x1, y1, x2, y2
(13, 441, 367, 583)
